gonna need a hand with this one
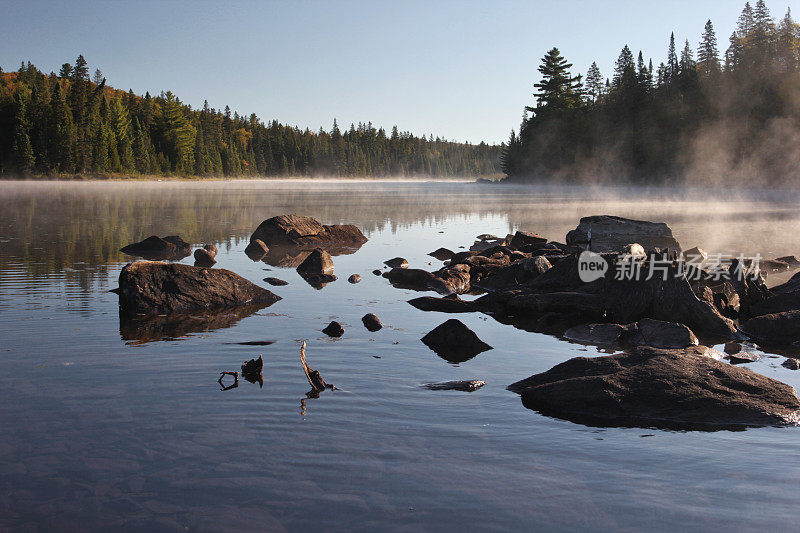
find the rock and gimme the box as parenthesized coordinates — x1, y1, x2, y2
(777, 256, 800, 268)
(724, 342, 742, 354)
(508, 346, 800, 429)
(683, 246, 708, 263)
(241, 355, 263, 375)
(741, 311, 800, 345)
(783, 358, 800, 370)
(348, 274, 362, 284)
(727, 259, 773, 319)
(565, 215, 681, 253)
(299, 273, 337, 289)
(472, 262, 528, 292)
(116, 261, 281, 316)
(564, 323, 632, 346)
(385, 267, 470, 295)
(120, 235, 191, 260)
(245, 239, 269, 260)
(429, 248, 455, 261)
(384, 257, 409, 268)
(509, 231, 547, 250)
(362, 313, 383, 332)
(408, 295, 476, 313)
(749, 292, 800, 316)
(758, 259, 790, 273)
(421, 319, 493, 363)
(322, 321, 345, 337)
(202, 244, 218, 257)
(194, 247, 217, 266)
(263, 277, 288, 286)
(726, 350, 763, 364)
(250, 214, 367, 248)
(477, 234, 501, 241)
(296, 248, 334, 275)
(523, 256, 552, 276)
(564, 319, 698, 349)
(424, 380, 486, 392)
(372, 269, 382, 276)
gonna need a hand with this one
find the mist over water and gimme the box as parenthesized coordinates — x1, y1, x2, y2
(2, 179, 800, 530)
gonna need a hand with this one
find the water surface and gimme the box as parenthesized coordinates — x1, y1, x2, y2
(2, 180, 800, 531)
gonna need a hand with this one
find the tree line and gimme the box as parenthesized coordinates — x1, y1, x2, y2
(0, 58, 500, 178)
(502, 0, 800, 185)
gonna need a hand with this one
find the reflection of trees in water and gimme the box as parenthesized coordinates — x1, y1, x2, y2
(3, 181, 800, 284)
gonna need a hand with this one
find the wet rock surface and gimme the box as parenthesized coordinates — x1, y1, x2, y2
(508, 346, 800, 429)
(384, 257, 409, 268)
(116, 261, 281, 316)
(244, 238, 269, 260)
(296, 248, 334, 275)
(741, 311, 800, 345)
(194, 246, 217, 267)
(428, 247, 455, 261)
(362, 313, 383, 332)
(421, 319, 493, 363)
(408, 295, 476, 313)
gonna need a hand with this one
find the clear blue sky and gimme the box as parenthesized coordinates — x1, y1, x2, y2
(2, 0, 798, 144)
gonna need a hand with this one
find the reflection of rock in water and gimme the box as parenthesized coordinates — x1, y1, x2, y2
(119, 303, 267, 344)
(261, 243, 364, 268)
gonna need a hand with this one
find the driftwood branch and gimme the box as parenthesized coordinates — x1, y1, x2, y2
(300, 340, 334, 392)
(218, 371, 239, 391)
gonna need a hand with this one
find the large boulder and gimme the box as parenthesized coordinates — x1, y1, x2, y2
(250, 214, 367, 248)
(120, 235, 191, 260)
(508, 346, 800, 429)
(741, 311, 800, 345)
(421, 319, 493, 363)
(116, 261, 281, 316)
(566, 215, 681, 253)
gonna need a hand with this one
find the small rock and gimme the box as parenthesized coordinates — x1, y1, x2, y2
(362, 313, 383, 332)
(194, 248, 216, 266)
(424, 380, 486, 392)
(782, 358, 800, 370)
(241, 355, 263, 374)
(348, 274, 362, 284)
(322, 321, 345, 337)
(421, 319, 493, 363)
(726, 351, 763, 364)
(523, 255, 552, 275)
(372, 269, 382, 276)
(385, 257, 409, 268)
(428, 248, 455, 261)
(263, 277, 288, 286)
(296, 248, 334, 274)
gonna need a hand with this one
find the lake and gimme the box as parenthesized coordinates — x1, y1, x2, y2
(2, 179, 800, 531)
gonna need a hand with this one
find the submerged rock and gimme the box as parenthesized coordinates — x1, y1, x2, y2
(421, 319, 493, 363)
(362, 313, 383, 332)
(424, 380, 486, 392)
(250, 214, 367, 248)
(116, 261, 281, 316)
(263, 277, 288, 286)
(296, 248, 334, 275)
(508, 346, 800, 429)
(566, 215, 681, 253)
(120, 235, 191, 260)
(564, 323, 632, 346)
(322, 321, 345, 337)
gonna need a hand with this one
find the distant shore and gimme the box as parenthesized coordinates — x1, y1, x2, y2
(0, 173, 504, 182)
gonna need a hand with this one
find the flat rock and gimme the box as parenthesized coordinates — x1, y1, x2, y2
(120, 235, 191, 260)
(296, 248, 334, 274)
(564, 323, 632, 346)
(250, 214, 367, 248)
(408, 295, 476, 313)
(564, 319, 698, 349)
(424, 380, 486, 392)
(508, 346, 800, 429)
(421, 319, 493, 363)
(566, 215, 681, 253)
(116, 261, 281, 316)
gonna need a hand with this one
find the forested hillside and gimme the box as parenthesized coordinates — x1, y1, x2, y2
(502, 0, 800, 186)
(0, 58, 500, 178)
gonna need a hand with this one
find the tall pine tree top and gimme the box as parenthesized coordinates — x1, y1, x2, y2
(530, 47, 582, 113)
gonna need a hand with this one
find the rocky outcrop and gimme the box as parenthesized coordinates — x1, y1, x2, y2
(250, 214, 367, 248)
(741, 311, 800, 345)
(508, 346, 800, 429)
(566, 215, 681, 253)
(120, 235, 191, 260)
(116, 261, 280, 316)
(421, 319, 493, 363)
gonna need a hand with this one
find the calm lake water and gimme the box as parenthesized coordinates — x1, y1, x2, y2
(2, 179, 800, 531)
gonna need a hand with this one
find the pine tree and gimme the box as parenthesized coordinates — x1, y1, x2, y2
(666, 33, 679, 81)
(12, 102, 35, 173)
(612, 45, 636, 88)
(530, 47, 582, 113)
(58, 63, 73, 78)
(679, 40, 696, 75)
(698, 20, 721, 77)
(73, 55, 89, 81)
(776, 8, 800, 72)
(585, 62, 603, 102)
